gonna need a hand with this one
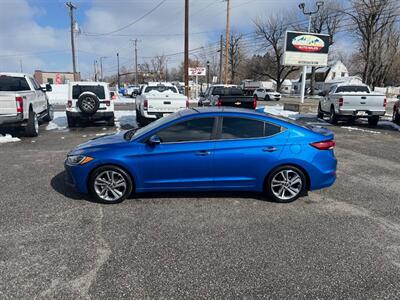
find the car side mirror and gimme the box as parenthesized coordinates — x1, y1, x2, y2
(45, 84, 52, 92)
(147, 135, 161, 146)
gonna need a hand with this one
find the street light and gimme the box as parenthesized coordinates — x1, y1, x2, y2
(99, 56, 108, 82)
(298, 1, 324, 104)
(206, 60, 210, 88)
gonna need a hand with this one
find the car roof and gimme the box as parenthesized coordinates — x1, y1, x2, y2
(0, 72, 31, 78)
(180, 107, 267, 117)
(70, 81, 109, 86)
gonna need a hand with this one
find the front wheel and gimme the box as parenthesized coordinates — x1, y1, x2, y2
(393, 109, 400, 124)
(266, 166, 307, 203)
(317, 104, 324, 119)
(265, 95, 270, 101)
(43, 104, 54, 123)
(329, 107, 338, 124)
(89, 165, 133, 204)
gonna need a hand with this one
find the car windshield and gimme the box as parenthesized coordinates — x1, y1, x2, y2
(144, 86, 177, 93)
(126, 112, 180, 140)
(336, 86, 370, 93)
(72, 85, 106, 99)
(0, 76, 30, 91)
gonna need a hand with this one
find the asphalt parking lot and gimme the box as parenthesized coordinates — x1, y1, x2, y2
(1, 103, 400, 298)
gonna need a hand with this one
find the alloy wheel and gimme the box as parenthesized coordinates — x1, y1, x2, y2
(271, 169, 303, 201)
(34, 114, 39, 134)
(82, 97, 96, 112)
(94, 170, 127, 202)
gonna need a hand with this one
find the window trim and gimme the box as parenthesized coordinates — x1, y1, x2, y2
(140, 116, 219, 145)
(215, 116, 285, 141)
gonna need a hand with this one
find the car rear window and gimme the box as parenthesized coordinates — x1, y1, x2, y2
(144, 86, 177, 93)
(0, 76, 30, 91)
(336, 86, 370, 93)
(72, 85, 106, 99)
(212, 87, 244, 96)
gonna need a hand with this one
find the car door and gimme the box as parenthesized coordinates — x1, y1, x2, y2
(322, 85, 336, 112)
(213, 116, 289, 190)
(29, 77, 46, 113)
(135, 117, 217, 191)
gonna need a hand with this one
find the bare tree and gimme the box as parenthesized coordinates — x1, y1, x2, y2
(151, 55, 167, 81)
(226, 32, 244, 84)
(343, 0, 399, 87)
(254, 15, 299, 92)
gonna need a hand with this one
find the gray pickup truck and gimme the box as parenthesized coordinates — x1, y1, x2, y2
(198, 85, 257, 109)
(0, 73, 53, 137)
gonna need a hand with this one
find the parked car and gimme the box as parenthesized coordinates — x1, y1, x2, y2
(318, 83, 386, 126)
(126, 85, 140, 98)
(0, 72, 53, 137)
(253, 88, 281, 101)
(65, 107, 337, 204)
(198, 85, 256, 109)
(393, 96, 400, 124)
(66, 81, 115, 127)
(135, 82, 188, 125)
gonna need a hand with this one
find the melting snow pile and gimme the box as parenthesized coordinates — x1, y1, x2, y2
(260, 105, 299, 118)
(0, 134, 20, 144)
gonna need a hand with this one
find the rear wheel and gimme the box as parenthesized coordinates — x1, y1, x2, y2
(329, 107, 338, 124)
(265, 95, 270, 101)
(107, 116, 115, 127)
(89, 165, 133, 204)
(266, 166, 306, 203)
(67, 115, 77, 128)
(393, 109, 400, 124)
(368, 116, 379, 126)
(25, 110, 39, 137)
(317, 103, 324, 119)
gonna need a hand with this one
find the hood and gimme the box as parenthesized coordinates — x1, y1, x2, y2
(70, 131, 127, 154)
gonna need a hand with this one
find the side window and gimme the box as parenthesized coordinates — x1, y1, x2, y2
(30, 77, 41, 90)
(156, 118, 215, 143)
(220, 117, 281, 140)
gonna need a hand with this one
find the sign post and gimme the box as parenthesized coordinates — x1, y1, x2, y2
(188, 67, 206, 99)
(283, 31, 330, 103)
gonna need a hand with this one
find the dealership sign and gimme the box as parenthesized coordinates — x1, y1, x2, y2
(188, 67, 206, 76)
(283, 31, 330, 67)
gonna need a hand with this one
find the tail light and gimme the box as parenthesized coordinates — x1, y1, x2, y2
(338, 98, 344, 107)
(384, 98, 387, 107)
(311, 140, 336, 150)
(144, 100, 148, 110)
(186, 99, 189, 108)
(111, 94, 117, 100)
(67, 100, 72, 108)
(16, 96, 23, 113)
(252, 96, 257, 109)
(217, 97, 222, 107)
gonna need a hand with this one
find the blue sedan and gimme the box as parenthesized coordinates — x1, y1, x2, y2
(65, 107, 337, 204)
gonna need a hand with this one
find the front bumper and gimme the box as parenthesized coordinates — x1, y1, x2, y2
(64, 160, 92, 194)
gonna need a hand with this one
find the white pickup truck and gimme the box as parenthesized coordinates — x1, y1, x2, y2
(135, 83, 188, 125)
(0, 73, 53, 137)
(318, 83, 386, 126)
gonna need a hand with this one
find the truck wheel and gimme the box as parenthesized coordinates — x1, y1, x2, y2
(368, 116, 379, 126)
(329, 107, 338, 124)
(25, 110, 39, 137)
(43, 104, 54, 123)
(67, 115, 77, 128)
(393, 109, 400, 125)
(107, 116, 115, 127)
(317, 104, 324, 119)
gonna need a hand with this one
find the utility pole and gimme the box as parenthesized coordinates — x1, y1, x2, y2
(94, 60, 97, 81)
(99, 56, 107, 81)
(19, 59, 23, 73)
(134, 39, 138, 84)
(224, 0, 230, 85)
(66, 2, 77, 81)
(117, 53, 120, 88)
(184, 0, 189, 97)
(219, 34, 223, 84)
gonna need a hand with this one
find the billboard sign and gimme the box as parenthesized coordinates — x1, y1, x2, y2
(188, 67, 206, 76)
(283, 31, 330, 67)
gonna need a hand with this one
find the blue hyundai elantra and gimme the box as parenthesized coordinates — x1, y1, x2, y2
(65, 107, 337, 204)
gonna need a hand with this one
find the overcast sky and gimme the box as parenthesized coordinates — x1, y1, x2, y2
(0, 0, 349, 78)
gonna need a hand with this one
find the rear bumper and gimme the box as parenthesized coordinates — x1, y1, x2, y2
(66, 111, 114, 120)
(338, 109, 386, 117)
(0, 113, 24, 126)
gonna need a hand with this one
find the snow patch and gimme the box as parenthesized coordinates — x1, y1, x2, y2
(341, 126, 381, 134)
(0, 134, 20, 144)
(259, 105, 299, 118)
(46, 112, 68, 131)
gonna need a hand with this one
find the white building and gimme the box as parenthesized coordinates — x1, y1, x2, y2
(292, 61, 350, 94)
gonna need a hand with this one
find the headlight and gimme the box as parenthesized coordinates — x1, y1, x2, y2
(66, 155, 94, 165)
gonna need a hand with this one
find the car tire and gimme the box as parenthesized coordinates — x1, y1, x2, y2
(42, 102, 54, 123)
(131, 93, 135, 98)
(393, 109, 400, 124)
(266, 165, 307, 203)
(77, 93, 100, 115)
(25, 110, 39, 137)
(265, 95, 270, 101)
(89, 165, 133, 204)
(368, 116, 379, 126)
(67, 115, 77, 128)
(329, 107, 338, 124)
(254, 94, 258, 101)
(107, 116, 115, 127)
(317, 104, 324, 119)
(346, 116, 356, 125)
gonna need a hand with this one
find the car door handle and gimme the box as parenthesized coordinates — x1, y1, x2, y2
(196, 150, 211, 156)
(263, 147, 277, 152)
